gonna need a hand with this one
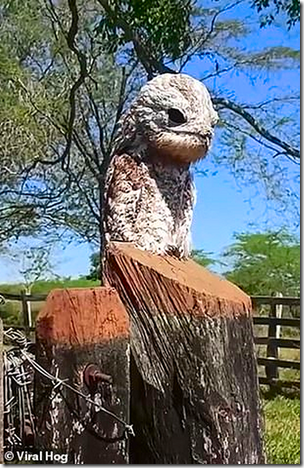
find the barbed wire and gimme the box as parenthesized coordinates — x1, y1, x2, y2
(4, 328, 134, 443)
(3, 334, 36, 450)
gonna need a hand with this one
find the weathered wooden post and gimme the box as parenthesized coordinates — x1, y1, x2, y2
(21, 290, 32, 332)
(35, 287, 131, 464)
(105, 243, 265, 464)
(0, 319, 3, 464)
(266, 296, 279, 386)
(275, 292, 283, 347)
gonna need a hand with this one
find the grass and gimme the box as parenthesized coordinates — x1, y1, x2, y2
(263, 395, 300, 464)
(256, 320, 300, 464)
(0, 277, 100, 295)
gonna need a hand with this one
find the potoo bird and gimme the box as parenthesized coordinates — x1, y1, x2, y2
(104, 73, 218, 258)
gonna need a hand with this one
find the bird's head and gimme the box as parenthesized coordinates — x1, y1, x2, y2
(120, 73, 218, 165)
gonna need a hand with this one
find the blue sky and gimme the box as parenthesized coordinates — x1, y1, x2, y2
(188, 2, 300, 267)
(0, 2, 300, 283)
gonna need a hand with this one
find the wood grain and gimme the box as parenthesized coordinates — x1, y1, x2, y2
(105, 242, 265, 464)
(35, 287, 130, 464)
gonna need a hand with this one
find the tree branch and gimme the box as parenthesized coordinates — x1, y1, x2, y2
(179, 0, 245, 71)
(214, 96, 300, 161)
(61, 0, 88, 169)
(96, 0, 174, 77)
(95, 0, 299, 164)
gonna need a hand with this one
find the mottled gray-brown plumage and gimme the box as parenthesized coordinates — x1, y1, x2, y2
(104, 73, 218, 257)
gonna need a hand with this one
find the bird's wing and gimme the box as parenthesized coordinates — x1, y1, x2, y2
(104, 153, 144, 243)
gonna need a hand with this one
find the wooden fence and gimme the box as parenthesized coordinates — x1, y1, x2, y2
(1, 253, 267, 464)
(0, 291, 46, 333)
(252, 296, 300, 391)
(1, 291, 300, 391)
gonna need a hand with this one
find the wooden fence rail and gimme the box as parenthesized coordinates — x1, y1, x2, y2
(254, 337, 300, 348)
(252, 295, 300, 392)
(0, 291, 47, 332)
(0, 291, 47, 302)
(1, 291, 300, 391)
(251, 296, 300, 306)
(253, 317, 300, 327)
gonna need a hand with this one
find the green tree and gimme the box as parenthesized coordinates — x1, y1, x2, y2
(223, 230, 300, 296)
(94, 0, 299, 222)
(0, 0, 134, 251)
(86, 252, 101, 281)
(192, 249, 218, 269)
(0, 0, 299, 271)
(252, 0, 300, 28)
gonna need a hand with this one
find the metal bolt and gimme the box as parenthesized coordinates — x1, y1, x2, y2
(83, 364, 112, 393)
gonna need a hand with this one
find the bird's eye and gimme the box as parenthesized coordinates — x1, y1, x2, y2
(168, 108, 187, 125)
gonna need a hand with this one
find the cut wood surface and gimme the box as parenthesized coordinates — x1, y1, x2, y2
(35, 287, 130, 464)
(106, 242, 251, 317)
(105, 242, 265, 464)
(36, 287, 129, 345)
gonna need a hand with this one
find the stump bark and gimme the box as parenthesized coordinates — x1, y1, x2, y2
(35, 287, 130, 464)
(0, 320, 3, 464)
(105, 242, 265, 464)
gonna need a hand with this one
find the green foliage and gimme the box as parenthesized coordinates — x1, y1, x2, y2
(263, 396, 300, 464)
(191, 249, 218, 269)
(0, 0, 132, 247)
(0, 0, 299, 251)
(252, 0, 300, 28)
(0, 277, 99, 325)
(0, 278, 99, 296)
(86, 252, 101, 281)
(223, 230, 300, 296)
(14, 245, 55, 292)
(97, 0, 193, 60)
(0, 300, 21, 326)
(0, 0, 61, 158)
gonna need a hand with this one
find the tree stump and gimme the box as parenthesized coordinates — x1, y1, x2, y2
(105, 242, 265, 464)
(35, 287, 130, 464)
(0, 320, 3, 464)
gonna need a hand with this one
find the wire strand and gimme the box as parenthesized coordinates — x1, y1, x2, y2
(4, 328, 134, 444)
